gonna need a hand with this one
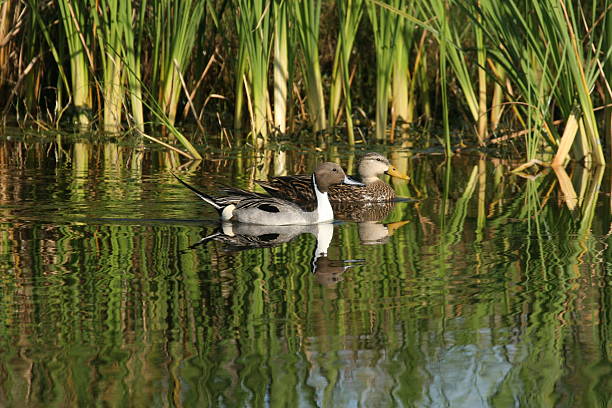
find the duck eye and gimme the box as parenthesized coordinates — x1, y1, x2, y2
(333, 168, 337, 171)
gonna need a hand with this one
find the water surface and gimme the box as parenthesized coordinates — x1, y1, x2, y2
(0, 134, 609, 407)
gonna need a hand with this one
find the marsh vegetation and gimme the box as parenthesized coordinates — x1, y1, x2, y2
(0, 1, 611, 405)
(0, 0, 610, 165)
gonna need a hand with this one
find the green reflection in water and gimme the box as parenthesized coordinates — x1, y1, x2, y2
(0, 137, 609, 407)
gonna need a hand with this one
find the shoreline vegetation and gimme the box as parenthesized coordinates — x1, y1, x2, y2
(0, 0, 610, 166)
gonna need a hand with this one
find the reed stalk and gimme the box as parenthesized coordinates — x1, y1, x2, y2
(28, 0, 71, 111)
(417, 38, 431, 120)
(433, 0, 451, 156)
(391, 20, 411, 126)
(421, 0, 481, 140)
(57, 0, 92, 128)
(90, 0, 123, 132)
(557, 0, 604, 165)
(153, 0, 206, 127)
(606, 10, 612, 155)
(475, 6, 487, 142)
(234, 0, 272, 144)
(366, 0, 403, 141)
(121, 0, 145, 133)
(233, 41, 247, 132)
(21, 15, 42, 116)
(489, 61, 505, 131)
(390, 3, 422, 141)
(137, 91, 203, 159)
(329, 0, 363, 145)
(291, 0, 327, 132)
(273, 0, 289, 134)
(0, 1, 14, 90)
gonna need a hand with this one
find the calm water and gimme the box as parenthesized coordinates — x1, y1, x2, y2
(0, 134, 610, 407)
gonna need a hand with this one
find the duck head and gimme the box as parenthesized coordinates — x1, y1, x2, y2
(358, 152, 410, 183)
(313, 162, 364, 193)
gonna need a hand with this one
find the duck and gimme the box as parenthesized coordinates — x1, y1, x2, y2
(255, 152, 409, 203)
(172, 162, 363, 225)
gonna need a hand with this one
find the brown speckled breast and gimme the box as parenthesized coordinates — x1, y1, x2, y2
(328, 179, 395, 202)
(331, 201, 396, 222)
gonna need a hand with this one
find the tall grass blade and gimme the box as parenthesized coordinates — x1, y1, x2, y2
(121, 0, 145, 133)
(390, 2, 421, 140)
(235, 0, 272, 144)
(273, 0, 290, 134)
(137, 88, 203, 160)
(27, 0, 71, 117)
(434, 0, 451, 156)
(552, 110, 579, 167)
(474, 6, 487, 142)
(421, 0, 480, 138)
(330, 0, 363, 145)
(233, 40, 248, 132)
(89, 0, 124, 132)
(606, 9, 612, 152)
(154, 0, 207, 127)
(489, 61, 505, 131)
(468, 0, 607, 164)
(557, 0, 604, 164)
(291, 0, 327, 132)
(366, 0, 403, 141)
(391, 19, 411, 126)
(57, 0, 92, 128)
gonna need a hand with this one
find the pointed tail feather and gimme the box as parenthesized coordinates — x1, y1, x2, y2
(172, 173, 223, 212)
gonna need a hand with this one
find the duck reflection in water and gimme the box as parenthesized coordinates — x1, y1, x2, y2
(188, 222, 363, 286)
(332, 200, 411, 245)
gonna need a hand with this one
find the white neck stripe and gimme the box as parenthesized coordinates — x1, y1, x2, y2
(313, 173, 334, 223)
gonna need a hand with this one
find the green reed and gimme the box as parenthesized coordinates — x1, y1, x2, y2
(57, 0, 92, 128)
(24, 0, 202, 156)
(234, 0, 272, 144)
(120, 0, 146, 132)
(366, 0, 404, 141)
(152, 0, 207, 127)
(467, 0, 608, 164)
(391, 14, 412, 127)
(419, 0, 484, 142)
(2, 0, 611, 164)
(428, 0, 452, 155)
(90, 0, 125, 132)
(25, 1, 69, 124)
(291, 0, 327, 132)
(606, 12, 612, 147)
(273, 0, 291, 134)
(329, 0, 364, 145)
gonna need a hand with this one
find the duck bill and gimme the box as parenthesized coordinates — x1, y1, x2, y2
(387, 220, 410, 236)
(342, 176, 365, 186)
(386, 166, 410, 180)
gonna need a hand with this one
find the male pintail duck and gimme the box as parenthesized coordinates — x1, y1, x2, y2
(173, 162, 363, 225)
(255, 152, 409, 202)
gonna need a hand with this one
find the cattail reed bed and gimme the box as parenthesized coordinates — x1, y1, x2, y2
(0, 0, 610, 164)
